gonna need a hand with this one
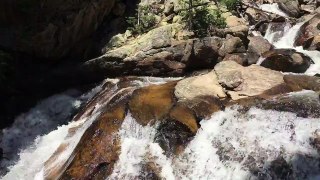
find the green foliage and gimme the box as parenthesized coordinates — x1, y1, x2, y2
(126, 5, 157, 35)
(193, 7, 226, 36)
(179, 0, 226, 37)
(219, 0, 240, 11)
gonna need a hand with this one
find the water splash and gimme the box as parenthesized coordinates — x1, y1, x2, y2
(106, 105, 320, 179)
(0, 85, 104, 172)
(259, 3, 288, 17)
(263, 21, 320, 75)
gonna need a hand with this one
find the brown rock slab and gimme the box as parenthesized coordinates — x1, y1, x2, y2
(129, 81, 177, 125)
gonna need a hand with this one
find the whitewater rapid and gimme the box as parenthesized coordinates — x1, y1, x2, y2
(107, 101, 320, 179)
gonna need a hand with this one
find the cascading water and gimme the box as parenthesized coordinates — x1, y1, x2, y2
(259, 3, 288, 17)
(105, 99, 320, 179)
(257, 5, 320, 75)
(0, 85, 104, 173)
(1, 77, 179, 180)
(2, 80, 320, 179)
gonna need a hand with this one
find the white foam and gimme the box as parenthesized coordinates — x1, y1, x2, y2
(2, 119, 83, 180)
(107, 106, 320, 179)
(259, 3, 288, 17)
(108, 113, 175, 179)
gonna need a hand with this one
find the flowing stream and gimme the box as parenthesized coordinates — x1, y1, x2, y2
(109, 103, 320, 179)
(257, 4, 320, 75)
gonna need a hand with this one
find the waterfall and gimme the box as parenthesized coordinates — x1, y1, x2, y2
(106, 94, 320, 179)
(261, 20, 320, 75)
(259, 3, 288, 17)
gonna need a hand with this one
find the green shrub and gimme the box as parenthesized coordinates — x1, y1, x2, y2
(219, 0, 240, 11)
(126, 5, 157, 35)
(179, 0, 226, 37)
(193, 7, 226, 36)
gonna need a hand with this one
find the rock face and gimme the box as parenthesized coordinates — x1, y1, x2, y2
(0, 0, 116, 59)
(82, 29, 229, 77)
(260, 49, 313, 73)
(295, 14, 320, 50)
(277, 0, 301, 17)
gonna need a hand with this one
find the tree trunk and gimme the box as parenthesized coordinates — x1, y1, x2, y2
(188, 0, 193, 30)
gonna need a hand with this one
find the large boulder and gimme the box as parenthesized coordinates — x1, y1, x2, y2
(214, 61, 285, 100)
(191, 37, 223, 67)
(82, 33, 225, 77)
(295, 14, 320, 50)
(260, 49, 313, 73)
(0, 0, 116, 59)
(219, 35, 246, 57)
(247, 36, 273, 64)
(174, 71, 227, 101)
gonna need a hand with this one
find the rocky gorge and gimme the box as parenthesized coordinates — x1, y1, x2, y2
(0, 0, 320, 179)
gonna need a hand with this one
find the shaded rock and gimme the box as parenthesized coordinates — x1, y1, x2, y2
(261, 49, 313, 73)
(268, 157, 293, 179)
(247, 36, 273, 64)
(192, 37, 223, 67)
(277, 0, 301, 17)
(312, 129, 320, 151)
(174, 71, 227, 101)
(112, 2, 126, 16)
(295, 14, 320, 48)
(303, 34, 320, 51)
(0, 0, 116, 59)
(183, 96, 225, 119)
(260, 90, 320, 118)
(169, 105, 199, 133)
(215, 61, 284, 100)
(223, 53, 248, 66)
(219, 35, 246, 57)
(154, 120, 194, 155)
(283, 74, 320, 92)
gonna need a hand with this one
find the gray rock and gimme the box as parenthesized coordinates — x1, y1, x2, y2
(247, 36, 273, 64)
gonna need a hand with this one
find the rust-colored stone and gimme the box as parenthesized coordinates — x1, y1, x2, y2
(186, 96, 225, 120)
(169, 105, 199, 133)
(129, 81, 177, 125)
(59, 99, 128, 179)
